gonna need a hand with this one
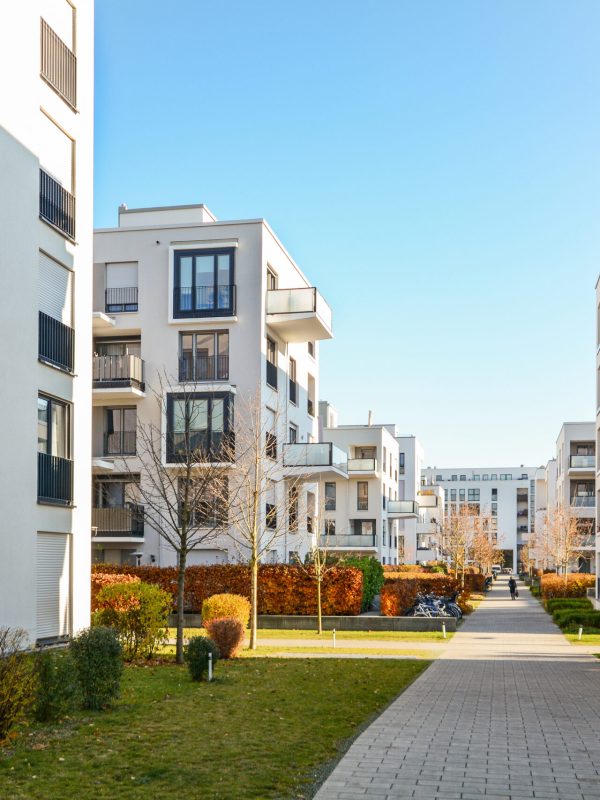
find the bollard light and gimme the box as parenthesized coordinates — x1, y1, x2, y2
(332, 628, 336, 649)
(442, 622, 447, 639)
(578, 626, 583, 641)
(208, 651, 213, 681)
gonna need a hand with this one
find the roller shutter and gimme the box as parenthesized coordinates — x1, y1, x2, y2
(106, 262, 138, 289)
(36, 533, 71, 641)
(39, 252, 73, 325)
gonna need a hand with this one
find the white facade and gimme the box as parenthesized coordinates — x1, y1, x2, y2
(533, 458, 557, 568)
(92, 204, 332, 566)
(596, 278, 600, 588)
(421, 466, 538, 571)
(0, 2, 93, 642)
(397, 436, 425, 563)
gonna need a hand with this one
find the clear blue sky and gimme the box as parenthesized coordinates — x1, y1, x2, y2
(94, 1, 600, 468)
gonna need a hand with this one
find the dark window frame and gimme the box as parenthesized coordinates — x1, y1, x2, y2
(173, 248, 235, 318)
(166, 391, 234, 463)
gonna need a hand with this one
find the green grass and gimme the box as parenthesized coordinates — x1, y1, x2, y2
(243, 646, 436, 658)
(0, 658, 428, 800)
(564, 632, 600, 645)
(169, 627, 453, 642)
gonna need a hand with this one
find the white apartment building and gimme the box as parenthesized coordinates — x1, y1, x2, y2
(421, 466, 538, 571)
(398, 436, 425, 563)
(534, 458, 557, 567)
(92, 203, 333, 566)
(0, 2, 93, 643)
(415, 482, 445, 563)
(596, 278, 600, 587)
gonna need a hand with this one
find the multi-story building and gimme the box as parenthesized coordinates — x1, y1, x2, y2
(397, 436, 425, 563)
(421, 466, 538, 571)
(0, 2, 94, 643)
(92, 203, 333, 566)
(415, 482, 445, 563)
(533, 458, 557, 569)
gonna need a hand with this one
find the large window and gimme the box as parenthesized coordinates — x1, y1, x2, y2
(289, 357, 298, 405)
(179, 331, 229, 382)
(325, 482, 336, 511)
(38, 394, 72, 504)
(104, 407, 136, 455)
(173, 249, 235, 318)
(166, 392, 233, 462)
(357, 481, 368, 510)
(266, 337, 278, 389)
(178, 476, 228, 527)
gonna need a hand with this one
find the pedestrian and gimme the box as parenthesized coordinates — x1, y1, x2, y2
(508, 576, 517, 600)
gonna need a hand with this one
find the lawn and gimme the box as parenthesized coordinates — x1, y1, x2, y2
(565, 632, 600, 646)
(169, 627, 453, 642)
(0, 658, 429, 800)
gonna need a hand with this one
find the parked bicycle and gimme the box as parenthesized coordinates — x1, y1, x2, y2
(405, 592, 462, 619)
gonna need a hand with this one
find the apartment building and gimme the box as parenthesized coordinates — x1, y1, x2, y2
(415, 482, 445, 563)
(398, 436, 425, 563)
(596, 279, 600, 587)
(533, 458, 557, 568)
(0, 2, 93, 642)
(421, 466, 538, 570)
(92, 203, 333, 566)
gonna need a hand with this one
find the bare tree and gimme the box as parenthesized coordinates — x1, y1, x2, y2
(123, 374, 230, 664)
(543, 505, 589, 584)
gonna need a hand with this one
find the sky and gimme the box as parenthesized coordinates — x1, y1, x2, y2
(94, 1, 600, 468)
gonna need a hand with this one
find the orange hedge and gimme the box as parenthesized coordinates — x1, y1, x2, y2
(91, 572, 140, 612)
(540, 573, 595, 599)
(381, 574, 470, 616)
(92, 563, 363, 616)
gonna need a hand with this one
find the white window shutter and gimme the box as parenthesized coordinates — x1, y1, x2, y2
(106, 261, 138, 289)
(39, 252, 73, 326)
(36, 533, 71, 640)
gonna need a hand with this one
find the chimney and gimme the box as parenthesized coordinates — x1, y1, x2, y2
(367, 410, 373, 427)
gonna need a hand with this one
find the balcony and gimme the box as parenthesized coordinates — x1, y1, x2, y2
(179, 355, 229, 383)
(39, 169, 75, 240)
(40, 18, 77, 108)
(38, 311, 74, 373)
(283, 442, 348, 479)
(105, 287, 138, 313)
(173, 285, 236, 319)
(417, 493, 438, 508)
(38, 452, 73, 505)
(348, 458, 377, 474)
(93, 354, 145, 404)
(92, 505, 145, 540)
(571, 496, 595, 509)
(569, 455, 595, 472)
(319, 534, 377, 550)
(266, 287, 333, 342)
(387, 500, 419, 517)
(104, 430, 136, 456)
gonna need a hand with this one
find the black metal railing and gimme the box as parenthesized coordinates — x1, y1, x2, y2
(266, 360, 278, 389)
(105, 287, 138, 312)
(173, 284, 236, 318)
(93, 354, 145, 390)
(168, 430, 235, 463)
(38, 311, 74, 372)
(38, 452, 73, 504)
(178, 354, 229, 382)
(92, 505, 144, 537)
(289, 379, 298, 404)
(40, 18, 77, 108)
(103, 430, 136, 456)
(39, 169, 75, 239)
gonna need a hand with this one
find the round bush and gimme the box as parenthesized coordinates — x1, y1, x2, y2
(205, 617, 245, 659)
(70, 626, 123, 710)
(185, 636, 220, 681)
(0, 628, 36, 741)
(34, 649, 79, 722)
(202, 594, 250, 628)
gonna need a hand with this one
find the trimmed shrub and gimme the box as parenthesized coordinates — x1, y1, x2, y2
(552, 609, 600, 629)
(202, 594, 251, 628)
(185, 636, 220, 681)
(0, 628, 36, 741)
(70, 626, 122, 710)
(33, 649, 79, 722)
(91, 572, 140, 612)
(343, 556, 384, 612)
(93, 581, 171, 661)
(205, 618, 245, 659)
(540, 573, 595, 599)
(381, 575, 470, 616)
(545, 598, 593, 614)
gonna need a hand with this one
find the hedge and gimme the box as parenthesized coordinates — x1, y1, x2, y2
(92, 564, 363, 616)
(381, 574, 470, 616)
(540, 573, 595, 599)
(545, 598, 593, 614)
(552, 609, 600, 630)
(343, 556, 384, 611)
(91, 572, 140, 612)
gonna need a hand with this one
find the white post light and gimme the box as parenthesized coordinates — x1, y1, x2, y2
(332, 628, 336, 649)
(208, 651, 213, 681)
(578, 626, 583, 641)
(442, 622, 447, 639)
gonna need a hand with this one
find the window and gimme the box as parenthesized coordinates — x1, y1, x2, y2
(307, 374, 315, 417)
(450, 489, 457, 501)
(459, 489, 465, 501)
(399, 453, 405, 474)
(356, 446, 376, 459)
(178, 475, 228, 528)
(307, 341, 315, 358)
(473, 474, 480, 481)
(491, 502, 498, 517)
(38, 394, 72, 504)
(288, 485, 298, 531)
(460, 474, 466, 481)
(491, 488, 498, 500)
(451, 474, 457, 481)
(266, 337, 278, 389)
(166, 392, 233, 462)
(490, 474, 497, 480)
(289, 357, 298, 405)
(179, 331, 229, 382)
(435, 474, 442, 482)
(383, 448, 387, 472)
(357, 481, 368, 510)
(173, 248, 235, 317)
(104, 407, 136, 455)
(324, 519, 336, 537)
(482, 474, 489, 481)
(351, 519, 375, 537)
(267, 268, 278, 290)
(383, 521, 387, 546)
(94, 474, 140, 508)
(38, 251, 74, 372)
(325, 482, 336, 511)
(105, 262, 138, 312)
(266, 503, 277, 530)
(289, 424, 298, 444)
(468, 489, 480, 501)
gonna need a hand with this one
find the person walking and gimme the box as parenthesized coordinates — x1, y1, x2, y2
(508, 576, 517, 600)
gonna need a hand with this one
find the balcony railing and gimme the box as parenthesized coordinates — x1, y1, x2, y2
(38, 311, 74, 372)
(178, 354, 229, 383)
(388, 500, 419, 515)
(39, 169, 75, 239)
(283, 442, 348, 473)
(173, 285, 235, 318)
(93, 354, 145, 390)
(266, 360, 278, 390)
(570, 455, 595, 469)
(319, 534, 377, 549)
(40, 18, 77, 108)
(105, 287, 138, 313)
(571, 496, 595, 508)
(92, 505, 144, 538)
(38, 452, 73, 505)
(348, 458, 377, 472)
(103, 430, 136, 456)
(266, 287, 332, 329)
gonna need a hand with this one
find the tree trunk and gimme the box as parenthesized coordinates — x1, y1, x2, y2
(176, 549, 187, 665)
(317, 576, 322, 635)
(249, 549, 258, 650)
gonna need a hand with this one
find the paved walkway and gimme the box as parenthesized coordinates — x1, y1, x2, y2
(315, 576, 600, 800)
